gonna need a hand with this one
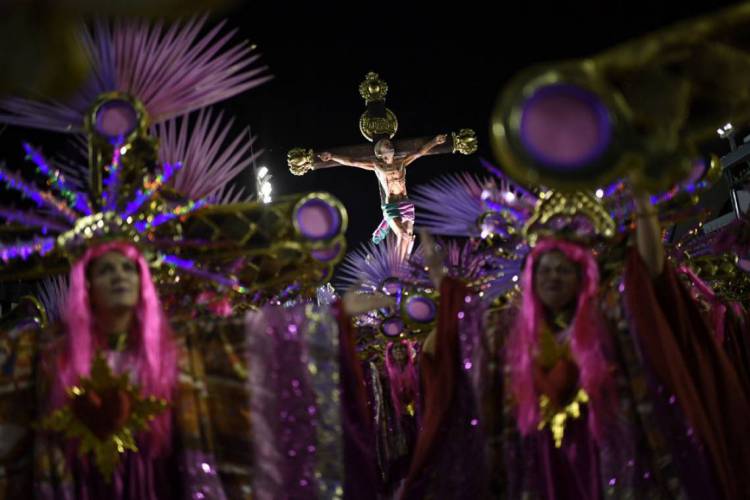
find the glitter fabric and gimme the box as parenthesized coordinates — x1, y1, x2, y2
(178, 450, 227, 500)
(245, 304, 344, 499)
(305, 306, 344, 499)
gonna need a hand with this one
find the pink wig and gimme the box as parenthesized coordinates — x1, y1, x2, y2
(384, 339, 419, 419)
(51, 242, 178, 457)
(508, 238, 615, 440)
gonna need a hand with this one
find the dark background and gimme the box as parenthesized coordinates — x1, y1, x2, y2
(0, 0, 738, 257)
(224, 1, 737, 251)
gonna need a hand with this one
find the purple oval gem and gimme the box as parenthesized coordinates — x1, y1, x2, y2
(520, 84, 612, 169)
(381, 316, 404, 337)
(95, 99, 138, 140)
(311, 243, 342, 263)
(406, 296, 436, 323)
(296, 198, 341, 241)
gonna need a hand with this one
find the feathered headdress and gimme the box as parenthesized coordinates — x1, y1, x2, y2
(0, 17, 347, 301)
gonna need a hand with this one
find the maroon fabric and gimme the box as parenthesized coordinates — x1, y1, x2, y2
(334, 301, 378, 500)
(723, 305, 750, 396)
(534, 413, 601, 500)
(401, 277, 467, 497)
(624, 249, 750, 499)
(67, 450, 179, 500)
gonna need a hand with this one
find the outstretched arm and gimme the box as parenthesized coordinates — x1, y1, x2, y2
(403, 134, 447, 167)
(318, 152, 376, 171)
(634, 192, 665, 277)
(419, 230, 447, 357)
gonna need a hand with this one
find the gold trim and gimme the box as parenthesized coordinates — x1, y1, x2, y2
(16, 295, 48, 330)
(537, 388, 589, 448)
(84, 93, 151, 206)
(358, 72, 388, 104)
(451, 129, 478, 155)
(287, 148, 315, 176)
(491, 3, 750, 192)
(359, 109, 398, 142)
(490, 64, 632, 192)
(523, 190, 616, 245)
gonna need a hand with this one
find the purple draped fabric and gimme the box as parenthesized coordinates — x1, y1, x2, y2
(246, 302, 377, 500)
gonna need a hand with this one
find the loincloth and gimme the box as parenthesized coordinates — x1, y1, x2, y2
(372, 200, 415, 244)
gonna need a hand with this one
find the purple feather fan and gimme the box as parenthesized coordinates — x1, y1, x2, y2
(156, 108, 260, 203)
(337, 237, 420, 293)
(0, 16, 272, 133)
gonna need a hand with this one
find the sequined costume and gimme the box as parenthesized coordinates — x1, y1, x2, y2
(244, 302, 378, 499)
(401, 251, 750, 499)
(0, 14, 347, 499)
(0, 291, 258, 499)
(404, 171, 750, 498)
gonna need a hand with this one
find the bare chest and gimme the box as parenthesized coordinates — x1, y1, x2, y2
(375, 162, 406, 183)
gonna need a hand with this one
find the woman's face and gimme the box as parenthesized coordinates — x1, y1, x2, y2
(391, 343, 408, 365)
(533, 250, 581, 313)
(88, 251, 140, 314)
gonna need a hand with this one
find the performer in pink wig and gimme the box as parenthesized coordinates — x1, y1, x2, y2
(48, 242, 178, 458)
(384, 340, 419, 420)
(36, 242, 228, 500)
(401, 189, 750, 499)
(508, 238, 617, 444)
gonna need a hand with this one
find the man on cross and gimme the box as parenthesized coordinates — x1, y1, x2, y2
(319, 134, 447, 258)
(288, 72, 476, 258)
